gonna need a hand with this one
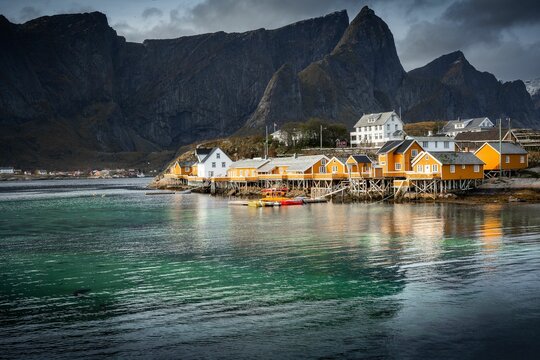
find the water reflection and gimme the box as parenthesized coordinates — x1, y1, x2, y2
(0, 180, 539, 359)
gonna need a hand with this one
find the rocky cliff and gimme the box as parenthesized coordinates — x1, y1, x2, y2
(0, 10, 348, 168)
(247, 7, 538, 130)
(0, 7, 538, 168)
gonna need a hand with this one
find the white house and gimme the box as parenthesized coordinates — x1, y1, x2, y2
(194, 147, 233, 178)
(271, 129, 303, 146)
(408, 136, 456, 152)
(441, 117, 494, 137)
(350, 111, 405, 147)
(0, 167, 14, 174)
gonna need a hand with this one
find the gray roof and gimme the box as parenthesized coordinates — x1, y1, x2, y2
(484, 142, 528, 154)
(350, 155, 373, 164)
(353, 111, 400, 128)
(329, 157, 348, 165)
(177, 161, 195, 166)
(229, 158, 270, 169)
(411, 136, 454, 142)
(258, 155, 329, 173)
(428, 152, 485, 165)
(377, 140, 404, 154)
(442, 117, 494, 133)
(395, 140, 417, 154)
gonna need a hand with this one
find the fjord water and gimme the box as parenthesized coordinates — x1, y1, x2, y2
(1, 179, 539, 359)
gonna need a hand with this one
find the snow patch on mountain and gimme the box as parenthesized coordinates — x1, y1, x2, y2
(525, 78, 540, 96)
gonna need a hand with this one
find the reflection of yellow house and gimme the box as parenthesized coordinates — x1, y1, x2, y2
(377, 140, 424, 177)
(479, 204, 503, 253)
(345, 155, 374, 178)
(474, 142, 528, 171)
(227, 158, 269, 181)
(409, 151, 485, 180)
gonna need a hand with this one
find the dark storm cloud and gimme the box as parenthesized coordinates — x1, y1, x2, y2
(398, 0, 540, 80)
(19, 6, 40, 22)
(142, 7, 163, 20)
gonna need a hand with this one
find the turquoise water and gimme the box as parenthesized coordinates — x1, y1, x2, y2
(0, 179, 539, 359)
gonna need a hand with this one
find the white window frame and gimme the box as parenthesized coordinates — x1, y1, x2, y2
(319, 166, 326, 173)
(520, 155, 525, 163)
(462, 164, 466, 170)
(417, 165, 423, 172)
(411, 149, 418, 158)
(332, 165, 338, 173)
(474, 165, 480, 173)
(212, 162, 216, 168)
(209, 171, 214, 177)
(222, 162, 226, 168)
(216, 153, 221, 159)
(395, 163, 401, 170)
(239, 170, 243, 176)
(450, 165, 455, 173)
(444, 141, 449, 149)
(321, 159, 327, 166)
(424, 165, 430, 173)
(432, 164, 439, 173)
(505, 155, 510, 163)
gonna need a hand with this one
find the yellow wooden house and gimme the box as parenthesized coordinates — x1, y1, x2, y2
(377, 140, 424, 177)
(168, 161, 195, 178)
(257, 155, 330, 180)
(227, 158, 270, 181)
(474, 142, 528, 171)
(325, 157, 348, 177)
(345, 155, 374, 178)
(410, 151, 485, 180)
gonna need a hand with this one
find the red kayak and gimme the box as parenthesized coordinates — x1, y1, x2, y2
(280, 199, 304, 206)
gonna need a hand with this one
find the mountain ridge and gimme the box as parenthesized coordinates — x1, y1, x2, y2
(0, 7, 537, 169)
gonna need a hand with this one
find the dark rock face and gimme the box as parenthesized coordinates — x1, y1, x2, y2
(0, 10, 348, 167)
(247, 7, 537, 130)
(0, 7, 538, 168)
(401, 51, 537, 127)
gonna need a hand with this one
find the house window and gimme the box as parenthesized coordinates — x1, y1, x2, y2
(462, 164, 466, 170)
(520, 155, 525, 163)
(411, 149, 418, 158)
(417, 165, 423, 172)
(387, 124, 390, 130)
(432, 164, 439, 172)
(474, 165, 480, 172)
(450, 165, 455, 173)
(222, 162, 226, 168)
(239, 170, 243, 176)
(434, 142, 438, 148)
(212, 162, 216, 168)
(395, 163, 401, 170)
(216, 153, 220, 159)
(321, 159, 327, 165)
(319, 166, 326, 173)
(395, 124, 398, 130)
(425, 155, 429, 160)
(209, 171, 214, 177)
(422, 141, 428, 148)
(332, 166, 338, 173)
(380, 161, 386, 165)
(444, 141, 449, 149)
(505, 155, 510, 163)
(184, 167, 190, 172)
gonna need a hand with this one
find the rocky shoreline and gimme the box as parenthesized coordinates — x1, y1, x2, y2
(149, 176, 540, 205)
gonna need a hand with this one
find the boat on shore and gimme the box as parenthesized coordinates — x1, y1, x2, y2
(247, 188, 304, 207)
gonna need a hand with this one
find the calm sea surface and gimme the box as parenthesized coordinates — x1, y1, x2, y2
(0, 178, 539, 359)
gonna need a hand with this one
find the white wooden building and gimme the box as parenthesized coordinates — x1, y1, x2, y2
(195, 147, 233, 178)
(350, 111, 405, 147)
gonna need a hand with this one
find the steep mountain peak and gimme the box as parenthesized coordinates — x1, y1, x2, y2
(408, 50, 478, 82)
(330, 5, 404, 94)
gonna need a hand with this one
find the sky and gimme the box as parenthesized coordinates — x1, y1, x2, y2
(1, 0, 539, 81)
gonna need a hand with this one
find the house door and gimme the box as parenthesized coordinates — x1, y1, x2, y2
(424, 165, 430, 173)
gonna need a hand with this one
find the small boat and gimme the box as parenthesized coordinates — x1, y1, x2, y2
(260, 188, 304, 206)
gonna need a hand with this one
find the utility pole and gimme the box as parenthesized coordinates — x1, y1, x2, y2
(265, 125, 268, 159)
(499, 118, 502, 178)
(320, 124, 323, 150)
